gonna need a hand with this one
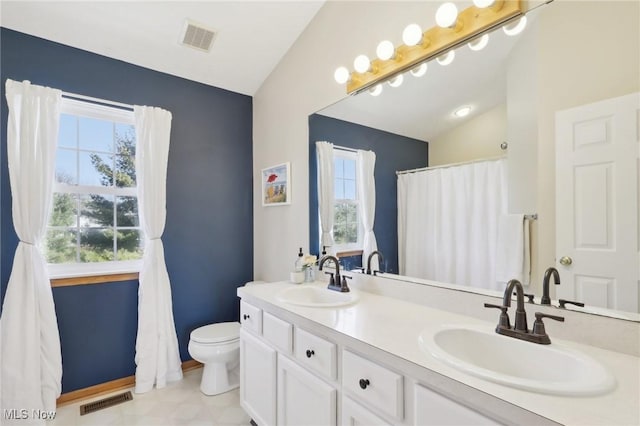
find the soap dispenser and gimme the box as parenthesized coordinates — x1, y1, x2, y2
(295, 247, 304, 272)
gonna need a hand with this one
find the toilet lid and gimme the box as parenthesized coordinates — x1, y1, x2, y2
(190, 322, 240, 344)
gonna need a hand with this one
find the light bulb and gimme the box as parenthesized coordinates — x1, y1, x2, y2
(473, 0, 495, 8)
(435, 2, 458, 28)
(369, 84, 383, 96)
(468, 33, 489, 51)
(376, 40, 395, 60)
(388, 74, 404, 88)
(354, 54, 371, 73)
(410, 63, 428, 77)
(453, 106, 472, 118)
(436, 50, 455, 66)
(503, 16, 527, 36)
(334, 66, 350, 84)
(402, 23, 423, 46)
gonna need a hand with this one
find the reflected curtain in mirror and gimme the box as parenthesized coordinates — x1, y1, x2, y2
(398, 158, 507, 290)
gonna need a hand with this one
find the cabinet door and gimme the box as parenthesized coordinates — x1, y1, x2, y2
(277, 354, 337, 426)
(240, 328, 276, 426)
(414, 383, 500, 426)
(342, 396, 391, 426)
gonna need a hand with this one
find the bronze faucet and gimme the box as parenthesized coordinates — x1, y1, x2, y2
(319, 255, 350, 292)
(541, 267, 560, 305)
(484, 279, 565, 344)
(366, 250, 384, 275)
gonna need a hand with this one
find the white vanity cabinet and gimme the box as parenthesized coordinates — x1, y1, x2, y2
(239, 301, 338, 426)
(413, 383, 501, 426)
(278, 354, 337, 425)
(239, 328, 276, 426)
(238, 297, 508, 426)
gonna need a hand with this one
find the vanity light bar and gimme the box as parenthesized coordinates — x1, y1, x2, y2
(344, 0, 524, 95)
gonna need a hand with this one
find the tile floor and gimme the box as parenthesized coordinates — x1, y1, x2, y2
(51, 368, 252, 426)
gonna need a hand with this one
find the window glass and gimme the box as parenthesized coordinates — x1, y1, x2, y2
(45, 100, 142, 269)
(332, 151, 361, 249)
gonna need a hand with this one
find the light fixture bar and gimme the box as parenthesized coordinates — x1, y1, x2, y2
(346, 0, 524, 94)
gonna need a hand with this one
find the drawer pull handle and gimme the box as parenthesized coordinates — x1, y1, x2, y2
(359, 379, 370, 390)
(306, 349, 315, 358)
(243, 314, 250, 320)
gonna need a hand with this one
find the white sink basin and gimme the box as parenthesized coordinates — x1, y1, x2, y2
(277, 284, 359, 308)
(419, 324, 615, 396)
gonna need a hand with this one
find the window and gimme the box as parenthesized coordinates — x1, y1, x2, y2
(44, 99, 142, 277)
(333, 150, 361, 251)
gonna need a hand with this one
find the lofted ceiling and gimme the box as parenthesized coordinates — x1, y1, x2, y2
(0, 0, 325, 96)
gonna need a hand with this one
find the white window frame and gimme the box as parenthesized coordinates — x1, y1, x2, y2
(332, 149, 363, 253)
(47, 98, 141, 279)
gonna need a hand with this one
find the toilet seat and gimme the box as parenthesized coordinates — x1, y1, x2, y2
(190, 322, 240, 344)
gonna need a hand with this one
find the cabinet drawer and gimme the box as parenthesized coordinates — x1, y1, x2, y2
(294, 328, 337, 380)
(240, 301, 262, 335)
(263, 312, 293, 354)
(414, 383, 500, 425)
(342, 350, 403, 420)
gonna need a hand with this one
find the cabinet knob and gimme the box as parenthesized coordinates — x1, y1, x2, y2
(306, 349, 315, 358)
(243, 314, 250, 320)
(359, 379, 370, 390)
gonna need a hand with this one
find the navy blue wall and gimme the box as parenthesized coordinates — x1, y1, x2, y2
(0, 28, 253, 393)
(308, 114, 428, 274)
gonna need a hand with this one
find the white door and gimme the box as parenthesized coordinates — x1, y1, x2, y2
(277, 354, 337, 426)
(240, 328, 277, 426)
(556, 92, 639, 312)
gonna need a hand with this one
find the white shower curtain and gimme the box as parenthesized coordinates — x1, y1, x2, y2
(134, 106, 182, 393)
(1, 80, 63, 421)
(316, 141, 335, 250)
(398, 159, 507, 290)
(357, 150, 378, 270)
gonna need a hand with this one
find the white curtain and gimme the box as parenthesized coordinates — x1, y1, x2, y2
(357, 150, 378, 270)
(133, 106, 182, 393)
(1, 80, 62, 421)
(316, 141, 335, 250)
(398, 159, 507, 290)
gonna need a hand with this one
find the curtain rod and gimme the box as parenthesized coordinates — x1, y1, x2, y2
(333, 144, 358, 153)
(396, 155, 506, 175)
(62, 91, 134, 110)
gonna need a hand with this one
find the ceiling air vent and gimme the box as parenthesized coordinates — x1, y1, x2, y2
(180, 19, 216, 52)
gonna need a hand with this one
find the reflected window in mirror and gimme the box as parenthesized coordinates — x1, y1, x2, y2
(333, 150, 362, 252)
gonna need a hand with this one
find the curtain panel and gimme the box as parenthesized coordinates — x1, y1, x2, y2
(316, 141, 335, 250)
(133, 106, 182, 393)
(357, 150, 378, 271)
(1, 79, 63, 422)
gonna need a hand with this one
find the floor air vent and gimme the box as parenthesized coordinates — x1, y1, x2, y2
(79, 391, 133, 416)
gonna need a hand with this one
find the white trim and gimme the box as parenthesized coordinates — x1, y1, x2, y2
(61, 97, 134, 124)
(47, 260, 142, 279)
(53, 183, 137, 197)
(48, 260, 142, 279)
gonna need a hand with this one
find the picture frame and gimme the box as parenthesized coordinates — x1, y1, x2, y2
(261, 162, 291, 206)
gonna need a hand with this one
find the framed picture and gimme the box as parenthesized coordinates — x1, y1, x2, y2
(262, 162, 291, 206)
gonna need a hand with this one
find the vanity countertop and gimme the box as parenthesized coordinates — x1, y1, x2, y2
(237, 281, 640, 426)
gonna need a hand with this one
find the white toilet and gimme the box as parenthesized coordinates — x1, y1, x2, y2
(188, 321, 240, 396)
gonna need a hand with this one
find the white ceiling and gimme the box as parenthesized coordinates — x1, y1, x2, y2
(0, 1, 325, 96)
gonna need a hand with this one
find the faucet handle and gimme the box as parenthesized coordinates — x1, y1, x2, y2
(484, 303, 511, 329)
(532, 312, 565, 342)
(340, 275, 352, 292)
(324, 271, 335, 286)
(558, 299, 585, 309)
(514, 292, 535, 303)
